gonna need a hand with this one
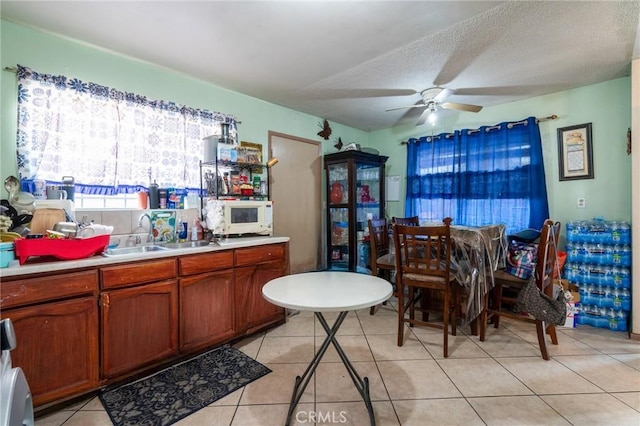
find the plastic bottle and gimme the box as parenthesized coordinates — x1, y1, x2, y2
(194, 219, 204, 241)
(149, 181, 160, 209)
(159, 188, 168, 209)
(191, 219, 199, 241)
(178, 221, 188, 241)
(619, 222, 631, 244)
(620, 289, 631, 311)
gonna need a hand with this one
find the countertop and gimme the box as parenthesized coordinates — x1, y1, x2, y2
(0, 236, 290, 278)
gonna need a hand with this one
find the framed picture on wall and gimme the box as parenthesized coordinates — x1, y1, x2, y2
(557, 123, 594, 181)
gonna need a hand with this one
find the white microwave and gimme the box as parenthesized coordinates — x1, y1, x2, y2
(207, 200, 273, 236)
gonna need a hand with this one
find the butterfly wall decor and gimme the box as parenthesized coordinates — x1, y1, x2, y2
(334, 137, 343, 151)
(317, 119, 332, 140)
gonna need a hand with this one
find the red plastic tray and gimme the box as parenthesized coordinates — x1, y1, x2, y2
(14, 235, 110, 265)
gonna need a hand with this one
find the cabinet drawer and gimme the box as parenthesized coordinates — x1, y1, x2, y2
(1, 270, 98, 309)
(179, 250, 234, 276)
(235, 243, 285, 267)
(101, 259, 177, 290)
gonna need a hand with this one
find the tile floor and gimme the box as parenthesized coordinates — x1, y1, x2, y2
(36, 299, 640, 425)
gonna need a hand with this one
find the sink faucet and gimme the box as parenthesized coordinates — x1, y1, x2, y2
(138, 213, 154, 244)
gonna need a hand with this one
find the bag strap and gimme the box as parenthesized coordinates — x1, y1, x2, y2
(549, 222, 571, 300)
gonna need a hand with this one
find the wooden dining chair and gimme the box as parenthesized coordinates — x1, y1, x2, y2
(391, 216, 419, 226)
(368, 218, 395, 314)
(393, 218, 460, 357)
(479, 219, 561, 360)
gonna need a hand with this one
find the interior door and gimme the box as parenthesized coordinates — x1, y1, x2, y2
(268, 131, 322, 273)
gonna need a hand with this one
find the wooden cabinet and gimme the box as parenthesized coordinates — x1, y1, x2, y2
(1, 240, 288, 408)
(100, 260, 179, 378)
(100, 258, 177, 290)
(0, 271, 99, 406)
(235, 244, 288, 333)
(179, 251, 235, 352)
(324, 150, 387, 272)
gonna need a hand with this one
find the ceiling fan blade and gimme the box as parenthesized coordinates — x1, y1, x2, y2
(433, 88, 453, 103)
(441, 102, 482, 113)
(306, 88, 418, 99)
(385, 104, 426, 112)
(415, 108, 431, 126)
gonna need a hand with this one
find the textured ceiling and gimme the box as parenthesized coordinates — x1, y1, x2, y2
(2, 1, 639, 132)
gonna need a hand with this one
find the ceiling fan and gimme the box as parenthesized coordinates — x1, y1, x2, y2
(385, 87, 483, 125)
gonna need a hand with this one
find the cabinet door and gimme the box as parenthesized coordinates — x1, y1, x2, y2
(179, 269, 235, 353)
(235, 259, 286, 334)
(3, 297, 99, 406)
(101, 279, 178, 378)
(355, 161, 383, 272)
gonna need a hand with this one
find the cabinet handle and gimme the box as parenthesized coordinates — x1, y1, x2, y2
(100, 293, 110, 307)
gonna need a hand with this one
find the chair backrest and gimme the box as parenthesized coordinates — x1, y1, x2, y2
(393, 217, 453, 280)
(535, 219, 562, 296)
(368, 218, 389, 259)
(392, 216, 420, 226)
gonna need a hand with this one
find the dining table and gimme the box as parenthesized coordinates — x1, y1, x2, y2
(449, 224, 508, 327)
(387, 222, 507, 327)
(262, 271, 392, 426)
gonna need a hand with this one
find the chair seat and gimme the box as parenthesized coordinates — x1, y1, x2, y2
(404, 273, 456, 285)
(492, 268, 527, 287)
(376, 253, 395, 269)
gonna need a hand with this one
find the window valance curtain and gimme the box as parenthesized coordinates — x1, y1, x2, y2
(405, 116, 549, 234)
(15, 64, 237, 195)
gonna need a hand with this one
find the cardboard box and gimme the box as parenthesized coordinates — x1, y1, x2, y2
(562, 301, 578, 328)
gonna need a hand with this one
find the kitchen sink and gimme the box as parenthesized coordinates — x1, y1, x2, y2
(103, 245, 170, 256)
(158, 240, 212, 249)
(103, 240, 213, 256)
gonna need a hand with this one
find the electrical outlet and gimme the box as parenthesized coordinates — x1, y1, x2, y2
(577, 197, 586, 208)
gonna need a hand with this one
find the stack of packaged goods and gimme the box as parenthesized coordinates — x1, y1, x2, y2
(564, 219, 631, 331)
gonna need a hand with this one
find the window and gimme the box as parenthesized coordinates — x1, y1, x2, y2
(405, 117, 549, 234)
(15, 65, 237, 199)
(74, 193, 139, 209)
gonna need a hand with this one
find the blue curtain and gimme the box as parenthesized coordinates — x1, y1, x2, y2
(405, 117, 549, 234)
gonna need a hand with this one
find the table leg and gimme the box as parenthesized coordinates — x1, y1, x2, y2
(285, 311, 376, 426)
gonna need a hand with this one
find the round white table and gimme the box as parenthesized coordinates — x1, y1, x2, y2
(263, 271, 392, 426)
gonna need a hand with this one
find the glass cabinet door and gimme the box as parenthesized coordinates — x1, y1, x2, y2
(328, 164, 348, 205)
(355, 163, 381, 272)
(329, 207, 349, 270)
(328, 163, 349, 270)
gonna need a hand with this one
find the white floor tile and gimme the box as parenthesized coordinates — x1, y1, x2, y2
(34, 303, 640, 426)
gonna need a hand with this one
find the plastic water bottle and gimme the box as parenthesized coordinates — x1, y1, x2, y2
(620, 289, 631, 311)
(579, 284, 589, 304)
(611, 288, 621, 309)
(607, 308, 619, 330)
(565, 221, 575, 241)
(601, 265, 613, 287)
(596, 307, 609, 328)
(619, 222, 631, 244)
(613, 266, 631, 288)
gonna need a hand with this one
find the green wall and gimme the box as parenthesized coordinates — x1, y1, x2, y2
(0, 20, 369, 179)
(1, 20, 632, 239)
(370, 78, 632, 239)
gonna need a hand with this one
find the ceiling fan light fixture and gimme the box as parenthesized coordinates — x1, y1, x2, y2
(428, 111, 437, 126)
(385, 86, 482, 125)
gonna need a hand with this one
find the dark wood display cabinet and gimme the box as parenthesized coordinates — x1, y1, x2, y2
(324, 150, 388, 272)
